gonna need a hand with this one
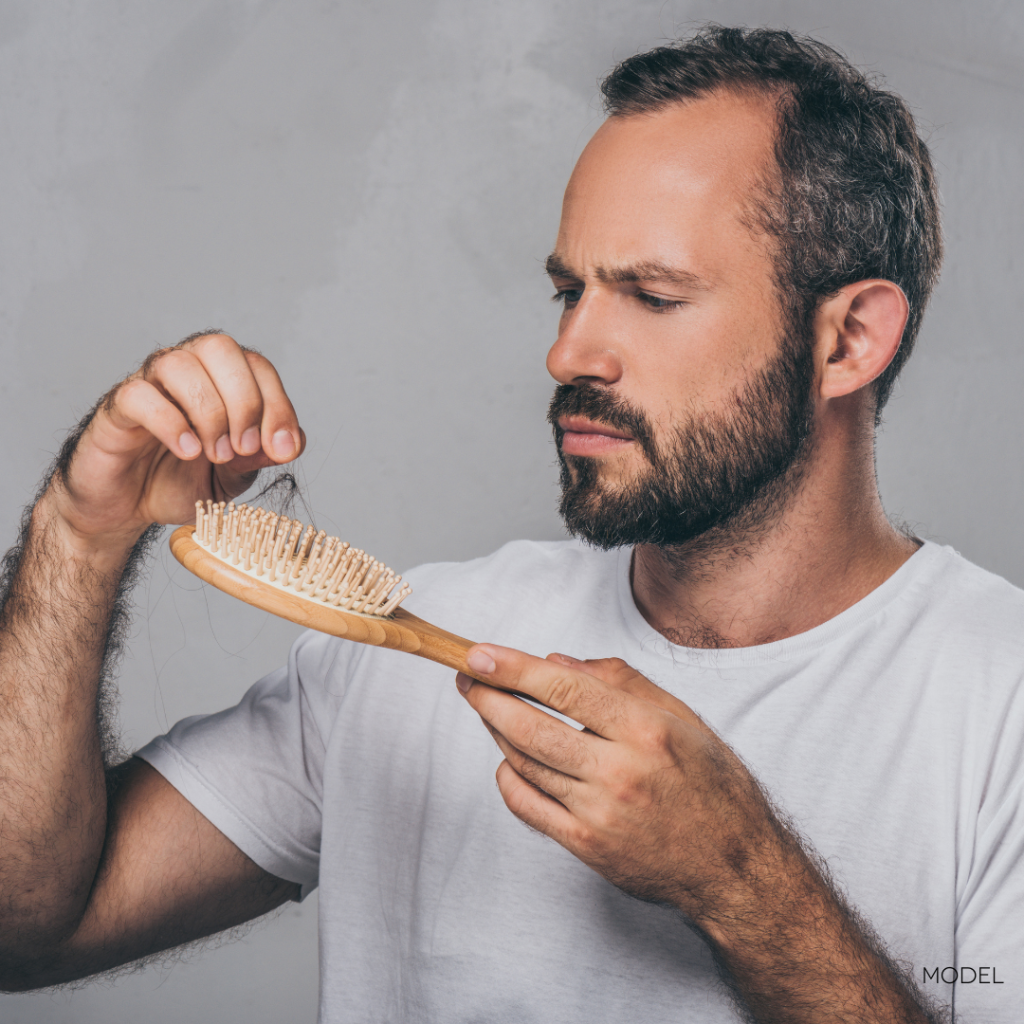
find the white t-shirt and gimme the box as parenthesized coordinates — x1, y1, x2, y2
(138, 539, 1024, 1023)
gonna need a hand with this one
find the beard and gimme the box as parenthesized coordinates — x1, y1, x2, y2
(548, 335, 816, 550)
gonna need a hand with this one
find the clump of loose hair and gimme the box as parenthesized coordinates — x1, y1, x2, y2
(601, 25, 943, 420)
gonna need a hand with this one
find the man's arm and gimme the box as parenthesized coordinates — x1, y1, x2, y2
(456, 647, 950, 1024)
(1, 757, 298, 990)
(0, 333, 303, 990)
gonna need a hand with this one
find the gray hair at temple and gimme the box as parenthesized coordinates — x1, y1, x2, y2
(601, 26, 943, 420)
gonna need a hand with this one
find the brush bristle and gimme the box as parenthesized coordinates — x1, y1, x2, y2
(192, 500, 412, 618)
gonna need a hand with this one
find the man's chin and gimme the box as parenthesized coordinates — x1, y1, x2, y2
(557, 474, 660, 550)
(559, 451, 645, 490)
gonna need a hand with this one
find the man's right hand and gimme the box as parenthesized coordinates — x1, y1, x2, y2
(48, 332, 305, 549)
(0, 332, 305, 990)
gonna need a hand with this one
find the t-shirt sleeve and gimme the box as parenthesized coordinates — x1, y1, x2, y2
(951, 776, 1024, 1021)
(135, 630, 347, 901)
(950, 639, 1024, 1023)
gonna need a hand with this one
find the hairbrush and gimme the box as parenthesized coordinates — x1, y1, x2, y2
(170, 501, 476, 674)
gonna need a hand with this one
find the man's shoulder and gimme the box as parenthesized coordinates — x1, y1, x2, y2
(906, 545, 1024, 693)
(923, 543, 1024, 633)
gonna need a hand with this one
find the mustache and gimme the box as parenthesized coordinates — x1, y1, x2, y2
(547, 384, 659, 464)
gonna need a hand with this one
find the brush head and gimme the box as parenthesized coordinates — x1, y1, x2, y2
(191, 500, 411, 619)
(173, 502, 477, 673)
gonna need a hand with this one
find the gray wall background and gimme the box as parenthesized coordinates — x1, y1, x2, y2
(2, 1, 1021, 1020)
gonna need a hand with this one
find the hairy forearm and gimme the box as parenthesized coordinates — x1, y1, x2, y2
(0, 487, 154, 967)
(693, 818, 948, 1024)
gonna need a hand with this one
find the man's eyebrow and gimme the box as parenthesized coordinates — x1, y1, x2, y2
(544, 253, 579, 280)
(544, 253, 710, 291)
(598, 260, 711, 290)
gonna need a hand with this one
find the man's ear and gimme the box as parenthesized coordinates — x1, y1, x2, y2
(815, 280, 909, 399)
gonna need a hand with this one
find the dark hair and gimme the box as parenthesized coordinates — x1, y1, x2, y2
(601, 25, 943, 417)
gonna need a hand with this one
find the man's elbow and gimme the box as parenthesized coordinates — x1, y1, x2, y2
(0, 949, 66, 992)
(0, 908, 93, 991)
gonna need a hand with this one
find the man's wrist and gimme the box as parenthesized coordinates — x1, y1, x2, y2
(688, 822, 828, 951)
(33, 490, 148, 573)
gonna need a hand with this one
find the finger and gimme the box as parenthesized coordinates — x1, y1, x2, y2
(142, 348, 231, 463)
(466, 644, 629, 738)
(108, 378, 205, 461)
(494, 758, 578, 841)
(210, 465, 264, 505)
(182, 334, 266, 460)
(243, 351, 303, 463)
(482, 719, 578, 804)
(209, 427, 304, 501)
(548, 653, 703, 728)
(461, 672, 596, 777)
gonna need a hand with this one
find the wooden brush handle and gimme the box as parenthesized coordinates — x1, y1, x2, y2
(170, 526, 477, 674)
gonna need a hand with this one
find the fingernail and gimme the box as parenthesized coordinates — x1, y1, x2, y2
(550, 653, 578, 666)
(240, 426, 261, 455)
(179, 431, 201, 457)
(456, 673, 473, 694)
(215, 435, 234, 462)
(272, 429, 295, 460)
(467, 649, 496, 675)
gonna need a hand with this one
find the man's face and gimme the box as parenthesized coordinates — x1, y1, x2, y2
(546, 90, 816, 548)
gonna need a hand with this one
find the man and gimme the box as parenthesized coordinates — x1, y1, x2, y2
(0, 25, 1019, 1023)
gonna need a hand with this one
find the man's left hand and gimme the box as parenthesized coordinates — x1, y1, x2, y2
(455, 644, 785, 925)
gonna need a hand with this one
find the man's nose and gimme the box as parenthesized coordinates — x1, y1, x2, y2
(545, 290, 624, 386)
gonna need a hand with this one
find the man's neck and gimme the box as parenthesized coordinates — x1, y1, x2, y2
(629, 444, 919, 650)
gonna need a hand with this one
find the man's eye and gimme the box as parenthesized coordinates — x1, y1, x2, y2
(639, 292, 684, 311)
(552, 289, 583, 307)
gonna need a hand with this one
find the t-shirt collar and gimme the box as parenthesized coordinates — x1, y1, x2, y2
(615, 540, 947, 668)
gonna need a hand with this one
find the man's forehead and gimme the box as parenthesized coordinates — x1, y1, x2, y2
(564, 92, 778, 209)
(554, 93, 779, 280)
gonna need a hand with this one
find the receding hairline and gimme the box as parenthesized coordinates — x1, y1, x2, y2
(600, 79, 791, 132)
(572, 83, 789, 198)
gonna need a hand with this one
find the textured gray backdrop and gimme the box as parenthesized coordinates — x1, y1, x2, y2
(2, 1, 1021, 1021)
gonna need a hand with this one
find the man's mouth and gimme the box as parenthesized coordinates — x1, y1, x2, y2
(557, 416, 635, 457)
